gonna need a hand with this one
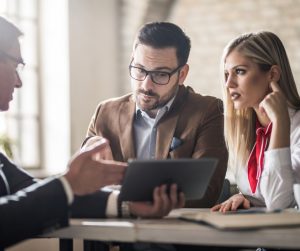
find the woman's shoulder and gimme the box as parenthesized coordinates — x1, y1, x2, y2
(289, 108, 300, 137)
(289, 108, 300, 125)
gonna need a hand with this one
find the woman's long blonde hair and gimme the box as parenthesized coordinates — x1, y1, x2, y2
(222, 31, 300, 170)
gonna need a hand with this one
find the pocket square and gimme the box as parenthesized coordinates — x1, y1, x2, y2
(170, 137, 183, 151)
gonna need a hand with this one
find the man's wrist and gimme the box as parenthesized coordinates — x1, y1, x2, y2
(121, 201, 131, 218)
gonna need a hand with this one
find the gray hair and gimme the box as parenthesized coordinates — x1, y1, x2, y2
(0, 16, 23, 52)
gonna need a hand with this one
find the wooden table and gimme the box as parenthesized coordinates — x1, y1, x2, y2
(43, 209, 300, 250)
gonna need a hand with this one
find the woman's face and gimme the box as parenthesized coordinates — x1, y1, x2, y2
(224, 49, 270, 110)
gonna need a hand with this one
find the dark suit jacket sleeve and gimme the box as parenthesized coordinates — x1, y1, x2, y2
(0, 154, 36, 193)
(0, 153, 111, 247)
(0, 177, 69, 248)
(71, 191, 110, 218)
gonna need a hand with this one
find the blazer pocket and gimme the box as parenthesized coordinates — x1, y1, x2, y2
(169, 139, 194, 158)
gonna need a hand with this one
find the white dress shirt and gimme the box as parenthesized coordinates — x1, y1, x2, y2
(134, 94, 176, 159)
(236, 108, 300, 210)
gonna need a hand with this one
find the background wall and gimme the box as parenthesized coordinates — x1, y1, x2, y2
(171, 0, 300, 96)
(69, 0, 120, 152)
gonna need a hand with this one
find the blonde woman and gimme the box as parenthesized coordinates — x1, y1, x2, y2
(212, 31, 300, 212)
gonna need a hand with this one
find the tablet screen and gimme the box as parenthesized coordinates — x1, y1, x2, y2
(119, 158, 218, 201)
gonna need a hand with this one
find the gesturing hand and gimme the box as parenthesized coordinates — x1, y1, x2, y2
(211, 194, 250, 213)
(82, 136, 114, 160)
(65, 139, 127, 196)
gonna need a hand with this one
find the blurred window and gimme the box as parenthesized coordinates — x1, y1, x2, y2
(0, 0, 40, 169)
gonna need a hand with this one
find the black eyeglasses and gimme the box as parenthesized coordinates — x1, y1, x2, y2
(129, 64, 182, 85)
(0, 51, 25, 75)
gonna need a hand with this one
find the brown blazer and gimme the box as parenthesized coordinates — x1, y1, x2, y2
(85, 85, 228, 207)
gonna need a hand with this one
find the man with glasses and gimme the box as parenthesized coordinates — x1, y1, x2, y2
(83, 22, 228, 213)
(0, 17, 184, 249)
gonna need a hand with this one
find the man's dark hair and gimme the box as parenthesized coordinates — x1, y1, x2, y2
(135, 22, 191, 66)
(0, 16, 23, 52)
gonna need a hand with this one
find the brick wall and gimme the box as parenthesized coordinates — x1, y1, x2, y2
(120, 0, 300, 99)
(119, 0, 151, 94)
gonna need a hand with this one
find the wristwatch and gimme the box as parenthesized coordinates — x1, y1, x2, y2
(117, 197, 131, 218)
(121, 201, 131, 217)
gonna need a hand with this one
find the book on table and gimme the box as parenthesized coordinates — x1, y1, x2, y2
(179, 208, 300, 230)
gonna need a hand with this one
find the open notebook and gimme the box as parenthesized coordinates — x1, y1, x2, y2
(179, 209, 300, 230)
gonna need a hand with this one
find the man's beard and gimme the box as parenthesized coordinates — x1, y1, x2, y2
(134, 80, 179, 112)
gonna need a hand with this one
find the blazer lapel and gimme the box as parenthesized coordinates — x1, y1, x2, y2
(119, 96, 136, 160)
(155, 86, 188, 159)
(0, 158, 9, 196)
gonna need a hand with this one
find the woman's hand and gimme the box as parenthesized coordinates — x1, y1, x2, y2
(259, 81, 290, 149)
(259, 81, 289, 125)
(211, 194, 250, 213)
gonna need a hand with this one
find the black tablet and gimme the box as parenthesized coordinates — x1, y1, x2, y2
(119, 158, 218, 201)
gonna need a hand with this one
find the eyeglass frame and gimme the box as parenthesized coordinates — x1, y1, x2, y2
(0, 51, 25, 75)
(129, 61, 183, 85)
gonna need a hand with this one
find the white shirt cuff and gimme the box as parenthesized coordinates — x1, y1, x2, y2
(59, 176, 74, 205)
(105, 190, 119, 217)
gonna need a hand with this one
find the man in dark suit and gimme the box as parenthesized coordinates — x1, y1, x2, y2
(0, 17, 184, 249)
(83, 22, 228, 209)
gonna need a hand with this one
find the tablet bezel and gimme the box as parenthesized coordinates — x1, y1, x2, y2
(119, 158, 218, 201)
